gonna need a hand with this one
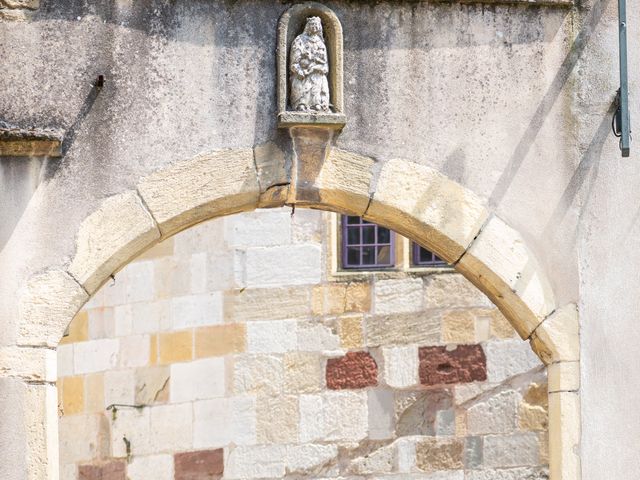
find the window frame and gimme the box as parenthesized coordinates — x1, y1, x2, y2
(340, 215, 396, 270)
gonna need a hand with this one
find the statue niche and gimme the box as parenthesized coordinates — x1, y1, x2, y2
(277, 3, 346, 129)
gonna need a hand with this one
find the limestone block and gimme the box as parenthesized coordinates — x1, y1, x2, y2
(530, 303, 579, 365)
(441, 310, 476, 344)
(253, 141, 289, 208)
(18, 270, 88, 348)
(284, 352, 324, 393)
(193, 396, 256, 448)
(423, 274, 492, 309)
(483, 433, 539, 467)
(103, 260, 154, 306)
(339, 314, 364, 349)
(158, 330, 192, 364)
(195, 324, 246, 358)
(286, 444, 339, 475)
(374, 278, 424, 315)
(366, 158, 489, 264)
(103, 369, 135, 408)
(127, 454, 174, 480)
(74, 338, 119, 374)
(467, 390, 519, 435)
(297, 320, 341, 352)
(368, 388, 395, 440)
(233, 355, 284, 395)
(85, 373, 105, 413)
(256, 394, 299, 444)
(137, 149, 260, 237)
(68, 191, 160, 294)
(549, 391, 580, 480)
(171, 293, 223, 329)
(59, 310, 88, 345)
(348, 443, 395, 474)
(170, 357, 225, 402)
(224, 286, 312, 322)
(149, 403, 193, 453)
(57, 344, 74, 377)
(382, 345, 419, 388)
(245, 244, 321, 287)
(484, 339, 542, 383)
(346, 282, 371, 312)
(0, 346, 56, 382)
(246, 319, 297, 353)
(134, 366, 169, 405)
(415, 437, 464, 472)
(365, 312, 440, 347)
(290, 142, 376, 216)
(548, 361, 580, 393)
(224, 209, 291, 247)
(224, 445, 287, 479)
(61, 376, 83, 415)
(456, 215, 556, 338)
(299, 391, 368, 442)
(60, 413, 110, 464)
(118, 334, 150, 368)
(298, 394, 324, 442)
(110, 407, 151, 458)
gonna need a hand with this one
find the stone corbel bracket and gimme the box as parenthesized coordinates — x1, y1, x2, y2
(277, 2, 346, 130)
(0, 121, 63, 158)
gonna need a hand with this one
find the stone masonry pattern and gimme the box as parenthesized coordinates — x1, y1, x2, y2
(57, 208, 549, 479)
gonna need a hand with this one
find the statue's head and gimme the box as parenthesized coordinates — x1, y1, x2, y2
(304, 16, 323, 36)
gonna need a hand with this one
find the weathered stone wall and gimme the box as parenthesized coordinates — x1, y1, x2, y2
(57, 209, 548, 479)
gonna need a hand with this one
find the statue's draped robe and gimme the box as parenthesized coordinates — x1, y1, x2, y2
(289, 33, 330, 111)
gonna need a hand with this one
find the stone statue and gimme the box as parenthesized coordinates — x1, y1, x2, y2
(289, 16, 330, 112)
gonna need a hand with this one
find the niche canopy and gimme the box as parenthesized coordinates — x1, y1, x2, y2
(277, 2, 346, 130)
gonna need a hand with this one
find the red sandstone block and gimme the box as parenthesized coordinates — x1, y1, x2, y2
(326, 351, 378, 389)
(78, 460, 126, 480)
(419, 345, 487, 386)
(175, 449, 224, 480)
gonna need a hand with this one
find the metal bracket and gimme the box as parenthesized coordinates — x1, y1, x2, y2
(616, 0, 631, 157)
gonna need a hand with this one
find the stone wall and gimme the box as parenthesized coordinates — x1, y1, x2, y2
(56, 208, 548, 479)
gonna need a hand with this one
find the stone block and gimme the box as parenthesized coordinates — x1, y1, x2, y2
(69, 191, 160, 294)
(174, 449, 224, 480)
(467, 390, 518, 435)
(466, 468, 550, 480)
(339, 314, 364, 349)
(18, 270, 88, 347)
(149, 403, 193, 453)
(171, 293, 223, 329)
(0, 345, 57, 382)
(60, 414, 110, 464)
(347, 443, 395, 475)
(102, 260, 154, 306)
(549, 391, 580, 480)
(366, 158, 489, 263)
(299, 391, 367, 442)
(285, 444, 339, 475)
(103, 369, 135, 408)
(312, 283, 347, 315)
(87, 307, 115, 340)
(193, 396, 256, 448)
(464, 436, 483, 469)
(78, 460, 126, 480)
(85, 373, 105, 413)
(195, 324, 246, 358)
(245, 244, 321, 287)
(233, 355, 284, 395)
(128, 454, 173, 480)
(224, 445, 287, 479)
(374, 278, 424, 315)
(58, 344, 74, 378)
(284, 352, 324, 393)
(345, 282, 371, 312)
(441, 310, 476, 344)
(224, 209, 291, 247)
(423, 274, 491, 310)
(224, 286, 312, 322)
(456, 215, 556, 338)
(118, 334, 150, 368)
(419, 345, 487, 386)
(365, 312, 440, 347)
(396, 389, 453, 436)
(256, 394, 299, 444)
(137, 149, 259, 237)
(110, 407, 151, 458)
(435, 409, 456, 435)
(246, 319, 297, 353)
(368, 388, 395, 440)
(61, 376, 84, 415)
(135, 366, 170, 405)
(415, 437, 464, 472)
(548, 361, 580, 393)
(483, 433, 539, 467)
(484, 339, 541, 383)
(170, 358, 225, 402)
(297, 319, 341, 352)
(530, 303, 579, 365)
(382, 345, 419, 388)
(74, 339, 120, 374)
(158, 331, 193, 364)
(60, 310, 89, 345)
(326, 351, 378, 389)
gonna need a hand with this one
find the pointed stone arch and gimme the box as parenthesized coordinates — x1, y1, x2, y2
(16, 146, 579, 480)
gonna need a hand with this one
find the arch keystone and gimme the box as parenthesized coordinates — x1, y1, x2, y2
(68, 191, 160, 294)
(365, 158, 489, 264)
(456, 215, 556, 339)
(137, 149, 259, 237)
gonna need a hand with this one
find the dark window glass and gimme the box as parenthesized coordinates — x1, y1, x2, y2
(341, 216, 395, 269)
(412, 243, 448, 267)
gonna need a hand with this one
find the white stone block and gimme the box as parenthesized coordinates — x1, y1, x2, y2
(171, 293, 223, 329)
(323, 391, 368, 442)
(59, 414, 109, 464)
(57, 344, 74, 378)
(382, 345, 419, 388)
(483, 433, 539, 467)
(245, 245, 321, 287)
(299, 394, 325, 442)
(130, 301, 162, 334)
(297, 321, 340, 352)
(149, 403, 193, 453)
(374, 278, 423, 315)
(193, 396, 256, 448)
(127, 454, 174, 480)
(485, 339, 541, 383)
(233, 355, 284, 395)
(104, 369, 136, 408)
(225, 445, 287, 479)
(110, 407, 151, 457)
(467, 390, 519, 435)
(118, 334, 150, 368)
(246, 320, 297, 353)
(113, 304, 133, 337)
(286, 444, 339, 475)
(170, 357, 226, 402)
(225, 209, 292, 247)
(73, 339, 119, 374)
(88, 307, 115, 339)
(368, 389, 395, 440)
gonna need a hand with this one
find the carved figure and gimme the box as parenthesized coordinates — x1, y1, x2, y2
(289, 17, 330, 112)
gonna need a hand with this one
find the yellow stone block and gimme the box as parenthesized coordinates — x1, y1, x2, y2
(136, 237, 175, 261)
(149, 334, 158, 365)
(441, 310, 475, 344)
(519, 402, 548, 431)
(159, 330, 193, 364)
(195, 324, 246, 358)
(488, 309, 515, 339)
(339, 314, 363, 349)
(85, 373, 104, 413)
(59, 310, 89, 345)
(345, 282, 371, 312)
(62, 376, 84, 415)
